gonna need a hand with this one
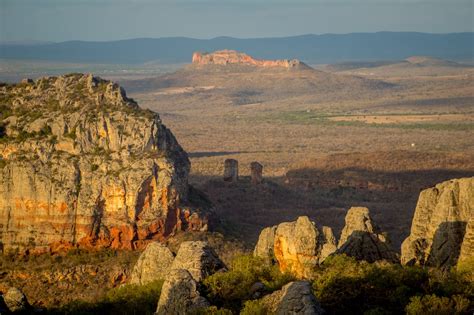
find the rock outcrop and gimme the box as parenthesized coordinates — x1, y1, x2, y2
(337, 207, 398, 263)
(129, 242, 174, 285)
(192, 50, 310, 70)
(260, 281, 325, 315)
(155, 269, 209, 315)
(254, 226, 277, 262)
(401, 177, 474, 268)
(170, 241, 225, 282)
(0, 74, 210, 254)
(2, 287, 30, 313)
(254, 216, 337, 279)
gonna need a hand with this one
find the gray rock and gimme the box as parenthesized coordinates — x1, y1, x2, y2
(171, 241, 225, 282)
(337, 207, 398, 263)
(261, 281, 325, 315)
(401, 177, 474, 268)
(156, 269, 209, 315)
(3, 287, 29, 313)
(129, 242, 175, 285)
(253, 225, 277, 262)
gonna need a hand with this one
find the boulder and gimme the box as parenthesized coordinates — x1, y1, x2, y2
(156, 269, 209, 315)
(3, 287, 29, 313)
(261, 281, 325, 315)
(401, 177, 474, 268)
(171, 241, 225, 282)
(337, 207, 398, 263)
(253, 226, 277, 262)
(272, 216, 336, 279)
(129, 242, 175, 285)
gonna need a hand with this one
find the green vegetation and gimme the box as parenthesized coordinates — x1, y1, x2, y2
(405, 294, 470, 315)
(312, 255, 473, 315)
(202, 255, 294, 312)
(47, 280, 164, 315)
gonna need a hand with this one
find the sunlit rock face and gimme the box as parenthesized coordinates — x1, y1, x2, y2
(0, 74, 209, 254)
(192, 50, 310, 70)
(401, 177, 474, 268)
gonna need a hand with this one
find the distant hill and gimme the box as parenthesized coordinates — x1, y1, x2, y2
(0, 32, 472, 64)
(323, 55, 474, 77)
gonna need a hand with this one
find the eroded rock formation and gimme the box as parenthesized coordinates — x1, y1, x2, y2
(192, 50, 310, 70)
(337, 207, 398, 263)
(254, 216, 337, 279)
(170, 241, 225, 282)
(401, 177, 474, 268)
(260, 281, 325, 315)
(155, 269, 209, 315)
(0, 74, 209, 254)
(129, 242, 174, 285)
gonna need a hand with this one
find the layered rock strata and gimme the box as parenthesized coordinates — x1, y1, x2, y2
(0, 74, 209, 253)
(192, 50, 310, 70)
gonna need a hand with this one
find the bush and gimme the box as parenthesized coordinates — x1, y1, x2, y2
(406, 294, 470, 315)
(47, 280, 164, 315)
(240, 299, 268, 315)
(202, 254, 294, 312)
(312, 254, 473, 315)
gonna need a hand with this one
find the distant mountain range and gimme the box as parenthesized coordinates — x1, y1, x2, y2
(0, 32, 473, 64)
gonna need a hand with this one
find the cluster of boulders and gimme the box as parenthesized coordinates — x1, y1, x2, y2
(130, 241, 224, 314)
(0, 287, 30, 313)
(254, 207, 397, 279)
(130, 240, 325, 314)
(254, 176, 473, 277)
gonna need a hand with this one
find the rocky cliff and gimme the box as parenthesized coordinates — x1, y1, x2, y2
(0, 74, 209, 254)
(192, 50, 310, 70)
(401, 177, 473, 268)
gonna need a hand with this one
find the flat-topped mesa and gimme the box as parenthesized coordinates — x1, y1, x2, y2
(0, 74, 210, 254)
(192, 50, 309, 70)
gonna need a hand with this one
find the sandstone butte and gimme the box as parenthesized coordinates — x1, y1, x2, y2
(0, 74, 210, 254)
(192, 49, 310, 69)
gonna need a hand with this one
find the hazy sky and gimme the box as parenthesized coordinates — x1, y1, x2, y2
(1, 0, 473, 42)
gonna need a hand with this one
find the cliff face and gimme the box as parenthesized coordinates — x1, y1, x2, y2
(0, 74, 208, 254)
(192, 50, 310, 70)
(401, 177, 473, 268)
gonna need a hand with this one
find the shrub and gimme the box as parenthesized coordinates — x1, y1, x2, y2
(405, 294, 470, 315)
(203, 254, 294, 312)
(240, 299, 268, 315)
(48, 280, 164, 315)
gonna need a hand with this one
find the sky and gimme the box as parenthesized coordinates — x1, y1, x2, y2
(1, 0, 473, 42)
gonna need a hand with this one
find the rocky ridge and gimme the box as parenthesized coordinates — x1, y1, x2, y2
(192, 50, 310, 70)
(0, 74, 210, 253)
